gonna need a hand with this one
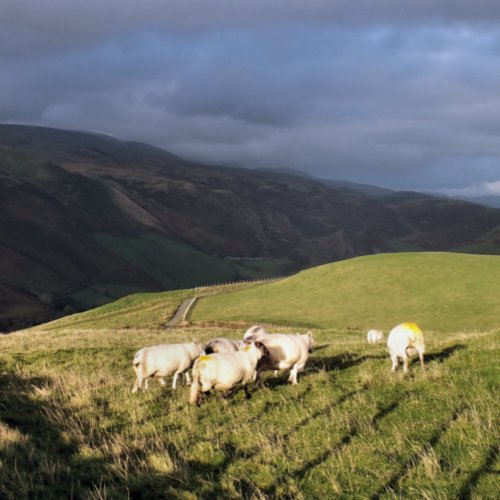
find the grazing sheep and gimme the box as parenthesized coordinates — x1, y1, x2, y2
(387, 322, 425, 373)
(367, 329, 384, 344)
(189, 341, 269, 406)
(132, 341, 202, 393)
(204, 337, 243, 354)
(245, 330, 314, 385)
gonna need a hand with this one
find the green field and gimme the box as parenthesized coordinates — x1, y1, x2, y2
(192, 252, 500, 333)
(94, 233, 292, 290)
(1, 252, 499, 498)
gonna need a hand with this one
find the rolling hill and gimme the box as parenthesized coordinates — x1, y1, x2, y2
(191, 252, 500, 333)
(2, 124, 500, 331)
(31, 252, 500, 335)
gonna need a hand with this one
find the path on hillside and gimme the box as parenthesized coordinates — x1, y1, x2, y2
(165, 297, 198, 327)
(165, 277, 284, 328)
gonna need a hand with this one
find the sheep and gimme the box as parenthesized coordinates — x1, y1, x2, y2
(204, 337, 243, 354)
(245, 330, 314, 385)
(131, 341, 203, 393)
(387, 322, 425, 373)
(243, 324, 267, 342)
(189, 341, 269, 406)
(367, 329, 384, 344)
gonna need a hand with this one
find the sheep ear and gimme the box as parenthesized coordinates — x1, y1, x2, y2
(307, 330, 313, 338)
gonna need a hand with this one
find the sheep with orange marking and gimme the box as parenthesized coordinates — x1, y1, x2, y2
(131, 341, 203, 393)
(189, 341, 269, 406)
(367, 329, 384, 344)
(387, 322, 425, 373)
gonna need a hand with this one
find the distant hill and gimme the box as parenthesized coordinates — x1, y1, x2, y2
(192, 252, 500, 333)
(454, 194, 500, 209)
(2, 124, 500, 330)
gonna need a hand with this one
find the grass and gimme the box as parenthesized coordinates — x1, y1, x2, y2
(191, 252, 500, 332)
(1, 252, 499, 498)
(0, 325, 498, 498)
(34, 289, 192, 331)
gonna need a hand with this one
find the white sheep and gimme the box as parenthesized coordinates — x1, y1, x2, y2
(204, 337, 243, 354)
(245, 330, 314, 385)
(189, 341, 269, 405)
(131, 341, 202, 393)
(243, 325, 267, 342)
(387, 322, 425, 373)
(367, 329, 384, 344)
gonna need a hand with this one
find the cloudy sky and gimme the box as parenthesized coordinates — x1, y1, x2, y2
(2, 1, 500, 195)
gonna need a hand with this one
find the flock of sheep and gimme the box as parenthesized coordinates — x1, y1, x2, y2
(131, 322, 425, 406)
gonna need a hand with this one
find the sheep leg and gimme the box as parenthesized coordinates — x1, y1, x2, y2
(131, 378, 142, 393)
(222, 388, 237, 399)
(184, 371, 191, 385)
(288, 365, 299, 384)
(403, 356, 409, 373)
(172, 372, 179, 389)
(244, 384, 252, 399)
(390, 355, 399, 373)
(273, 370, 279, 378)
(144, 378, 149, 391)
(419, 352, 425, 371)
(255, 369, 265, 388)
(159, 377, 166, 387)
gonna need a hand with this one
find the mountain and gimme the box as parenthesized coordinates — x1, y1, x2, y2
(2, 124, 500, 331)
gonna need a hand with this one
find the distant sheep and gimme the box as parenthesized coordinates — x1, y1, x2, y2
(367, 329, 384, 344)
(387, 322, 425, 373)
(132, 341, 202, 393)
(189, 341, 269, 405)
(204, 337, 243, 354)
(245, 329, 313, 385)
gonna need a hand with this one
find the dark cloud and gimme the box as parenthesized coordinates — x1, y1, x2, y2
(2, 2, 500, 194)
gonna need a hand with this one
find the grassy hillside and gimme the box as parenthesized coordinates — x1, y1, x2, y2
(2, 251, 499, 497)
(192, 252, 500, 332)
(94, 233, 292, 289)
(0, 324, 498, 498)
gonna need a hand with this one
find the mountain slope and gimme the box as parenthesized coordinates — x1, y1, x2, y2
(2, 124, 500, 331)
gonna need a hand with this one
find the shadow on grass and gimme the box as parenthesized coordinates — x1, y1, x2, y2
(371, 405, 466, 499)
(458, 443, 499, 500)
(425, 344, 466, 364)
(128, 440, 258, 499)
(262, 398, 402, 497)
(0, 368, 112, 498)
(257, 352, 386, 390)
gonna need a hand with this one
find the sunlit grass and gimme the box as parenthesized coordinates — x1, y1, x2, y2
(1, 325, 498, 498)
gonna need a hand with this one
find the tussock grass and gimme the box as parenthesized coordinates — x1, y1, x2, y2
(0, 325, 498, 498)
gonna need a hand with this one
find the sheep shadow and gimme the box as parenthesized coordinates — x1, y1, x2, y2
(425, 344, 466, 364)
(307, 352, 386, 374)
